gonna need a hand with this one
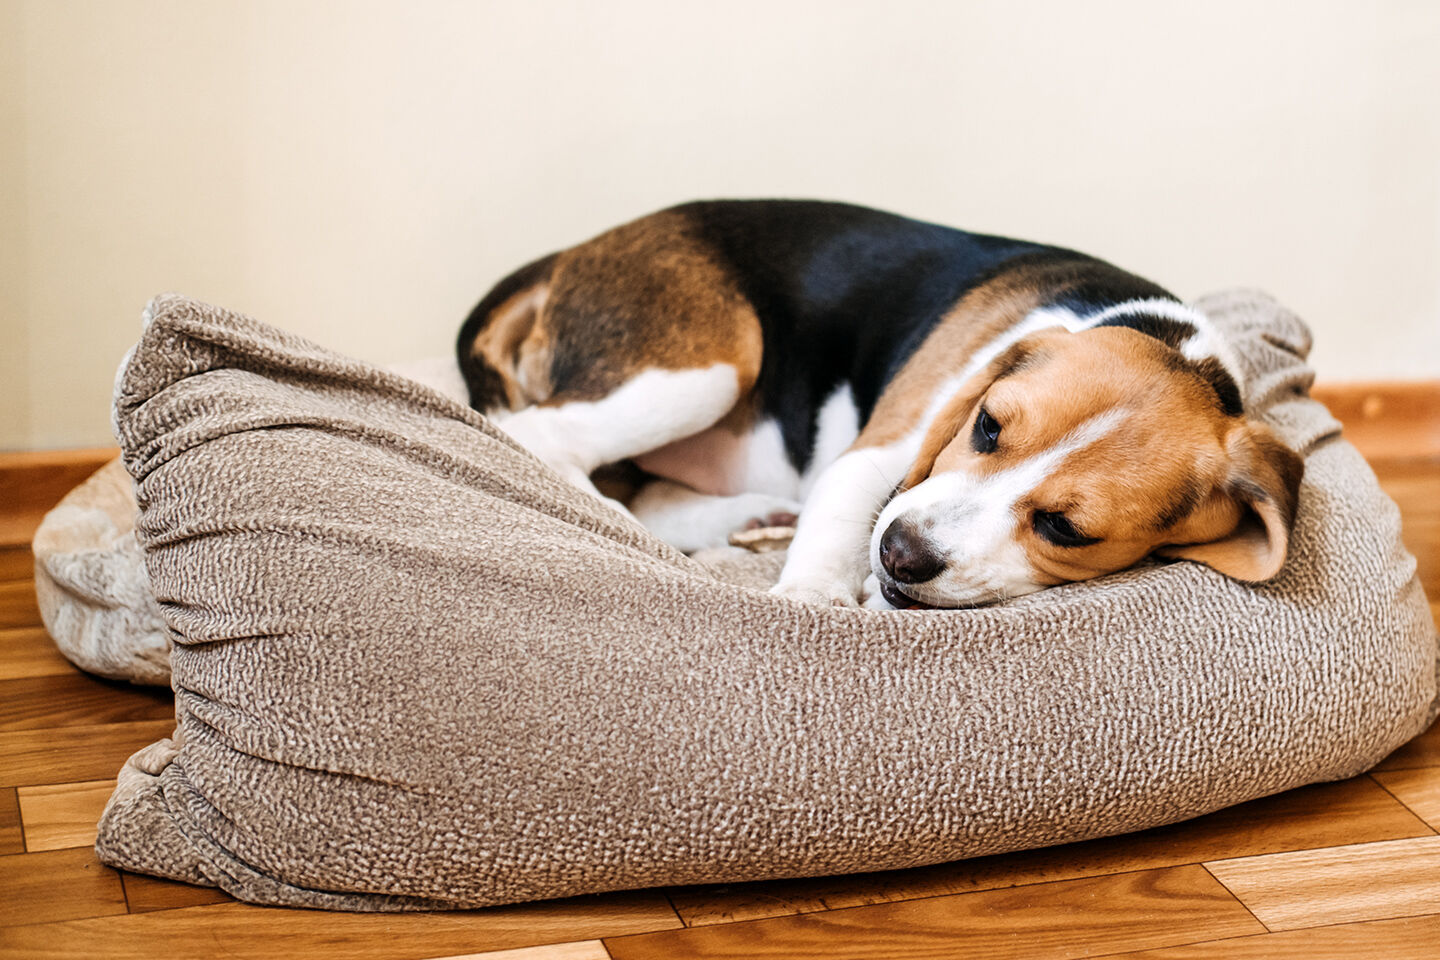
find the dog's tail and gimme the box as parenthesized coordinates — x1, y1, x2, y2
(456, 253, 558, 413)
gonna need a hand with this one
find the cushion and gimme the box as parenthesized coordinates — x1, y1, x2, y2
(32, 354, 471, 688)
(33, 457, 172, 686)
(92, 292, 1437, 911)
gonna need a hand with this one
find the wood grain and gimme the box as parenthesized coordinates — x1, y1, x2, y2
(0, 787, 21, 855)
(0, 847, 127, 927)
(16, 779, 116, 851)
(1310, 380, 1440, 460)
(423, 942, 611, 960)
(0, 409, 1436, 957)
(0, 627, 80, 681)
(0, 892, 683, 960)
(0, 448, 117, 548)
(0, 719, 174, 788)
(0, 675, 173, 733)
(668, 775, 1430, 926)
(1373, 768, 1440, 830)
(1205, 835, 1440, 930)
(0, 582, 41, 631)
(609, 865, 1262, 960)
(0, 548, 32, 584)
(118, 871, 234, 914)
(1100, 913, 1440, 958)
(1374, 716, 1440, 772)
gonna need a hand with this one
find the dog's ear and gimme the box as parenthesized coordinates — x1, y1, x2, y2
(901, 339, 1038, 489)
(1159, 422, 1304, 582)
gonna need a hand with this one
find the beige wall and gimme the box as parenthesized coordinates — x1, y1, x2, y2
(4, 0, 1438, 450)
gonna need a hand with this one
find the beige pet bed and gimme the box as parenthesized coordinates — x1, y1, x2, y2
(34, 291, 1438, 911)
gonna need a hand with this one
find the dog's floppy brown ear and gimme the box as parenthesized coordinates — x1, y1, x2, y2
(1160, 422, 1305, 582)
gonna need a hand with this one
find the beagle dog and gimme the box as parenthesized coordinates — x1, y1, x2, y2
(458, 200, 1303, 610)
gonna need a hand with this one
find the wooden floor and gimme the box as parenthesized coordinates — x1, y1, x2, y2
(1, 386, 1438, 959)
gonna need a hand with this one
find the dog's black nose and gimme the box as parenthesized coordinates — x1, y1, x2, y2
(879, 520, 946, 584)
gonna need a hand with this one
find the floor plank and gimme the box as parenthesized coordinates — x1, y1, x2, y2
(0, 847, 127, 928)
(1374, 715, 1440, 772)
(1311, 381, 1440, 461)
(1204, 835, 1440, 931)
(0, 627, 81, 681)
(0, 448, 117, 548)
(119, 871, 234, 914)
(422, 942, 611, 960)
(0, 411, 1434, 957)
(0, 719, 174, 788)
(0, 787, 22, 855)
(0, 581, 41, 631)
(0, 892, 682, 960)
(16, 779, 116, 851)
(0, 548, 32, 584)
(1099, 912, 1440, 958)
(0, 674, 173, 733)
(609, 866, 1262, 960)
(668, 775, 1430, 926)
(1372, 768, 1440, 829)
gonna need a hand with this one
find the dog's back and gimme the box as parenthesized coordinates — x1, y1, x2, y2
(458, 199, 1172, 474)
(456, 200, 1300, 609)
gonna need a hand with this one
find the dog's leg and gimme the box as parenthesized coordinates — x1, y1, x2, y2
(492, 364, 743, 518)
(772, 444, 914, 607)
(629, 479, 802, 552)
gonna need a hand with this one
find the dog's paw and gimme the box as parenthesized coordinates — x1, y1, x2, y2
(742, 509, 799, 531)
(770, 578, 860, 608)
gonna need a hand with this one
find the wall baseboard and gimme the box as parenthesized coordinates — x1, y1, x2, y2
(0, 447, 119, 547)
(1310, 380, 1440, 461)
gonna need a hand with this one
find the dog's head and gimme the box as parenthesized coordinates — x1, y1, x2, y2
(871, 325, 1304, 609)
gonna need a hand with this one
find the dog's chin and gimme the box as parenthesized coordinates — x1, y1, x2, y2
(870, 573, 1002, 611)
(877, 579, 939, 610)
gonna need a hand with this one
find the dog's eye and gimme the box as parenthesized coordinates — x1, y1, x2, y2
(971, 408, 1001, 454)
(1033, 510, 1100, 547)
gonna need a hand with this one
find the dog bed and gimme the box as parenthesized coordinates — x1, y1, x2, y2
(33, 354, 471, 688)
(51, 291, 1438, 911)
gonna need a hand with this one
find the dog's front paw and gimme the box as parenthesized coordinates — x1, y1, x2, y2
(770, 578, 860, 608)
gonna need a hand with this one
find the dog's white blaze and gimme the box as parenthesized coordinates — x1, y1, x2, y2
(901, 305, 1094, 442)
(1026, 298, 1244, 406)
(871, 409, 1125, 607)
(493, 364, 740, 507)
(1086, 298, 1244, 398)
(770, 299, 1234, 608)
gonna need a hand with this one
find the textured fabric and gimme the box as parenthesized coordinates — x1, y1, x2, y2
(95, 291, 1438, 911)
(32, 357, 471, 688)
(33, 458, 172, 686)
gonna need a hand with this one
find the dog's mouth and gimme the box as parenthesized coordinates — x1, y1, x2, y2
(875, 573, 1008, 611)
(878, 579, 938, 610)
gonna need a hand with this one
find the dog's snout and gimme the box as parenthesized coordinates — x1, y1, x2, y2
(879, 520, 946, 584)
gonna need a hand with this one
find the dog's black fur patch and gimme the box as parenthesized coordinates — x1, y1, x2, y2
(460, 200, 1203, 471)
(673, 201, 1183, 471)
